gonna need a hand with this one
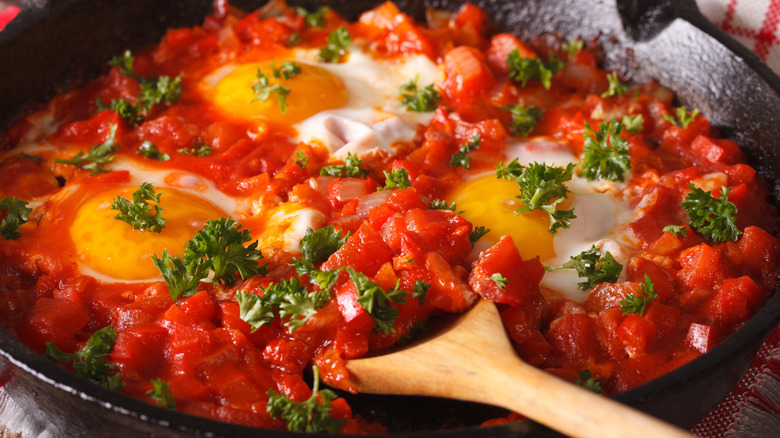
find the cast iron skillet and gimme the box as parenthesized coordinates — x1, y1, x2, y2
(1, 0, 779, 436)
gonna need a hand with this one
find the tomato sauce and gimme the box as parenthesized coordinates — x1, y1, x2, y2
(1, 0, 779, 432)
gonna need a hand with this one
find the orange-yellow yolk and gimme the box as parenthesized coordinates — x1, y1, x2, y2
(69, 186, 226, 281)
(211, 61, 348, 124)
(447, 175, 556, 261)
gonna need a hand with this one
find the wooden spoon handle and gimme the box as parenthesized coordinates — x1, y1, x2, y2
(479, 355, 694, 438)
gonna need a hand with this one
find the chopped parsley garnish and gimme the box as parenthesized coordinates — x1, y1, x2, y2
(147, 379, 175, 409)
(295, 151, 308, 168)
(347, 267, 407, 334)
(267, 365, 345, 434)
(251, 68, 291, 114)
(152, 217, 268, 300)
(400, 76, 440, 112)
(545, 245, 622, 290)
(664, 106, 700, 129)
(490, 273, 508, 290)
(177, 138, 212, 156)
(45, 327, 123, 391)
(469, 226, 490, 247)
(621, 114, 645, 134)
(137, 141, 170, 161)
(0, 196, 32, 240)
(299, 225, 351, 265)
(681, 184, 741, 242)
(320, 152, 372, 178)
(663, 224, 688, 237)
(296, 6, 329, 28)
(400, 320, 430, 345)
(318, 26, 350, 63)
(496, 159, 576, 234)
(580, 118, 631, 182)
(19, 153, 43, 162)
(287, 33, 302, 46)
(429, 199, 463, 214)
(562, 39, 584, 58)
(53, 123, 119, 176)
(412, 280, 430, 304)
(450, 134, 481, 168)
(506, 48, 562, 89)
(293, 258, 342, 293)
(601, 71, 627, 98)
(620, 274, 657, 315)
(272, 60, 302, 80)
(503, 103, 544, 137)
(104, 51, 182, 123)
(237, 277, 330, 333)
(379, 168, 411, 190)
(111, 182, 166, 233)
(574, 370, 603, 394)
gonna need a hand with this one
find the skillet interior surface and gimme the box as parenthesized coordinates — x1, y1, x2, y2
(1, 0, 780, 436)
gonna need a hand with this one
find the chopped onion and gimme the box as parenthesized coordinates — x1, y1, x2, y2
(331, 179, 368, 203)
(357, 190, 393, 216)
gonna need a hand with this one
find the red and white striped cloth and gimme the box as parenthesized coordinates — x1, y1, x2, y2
(0, 1, 779, 437)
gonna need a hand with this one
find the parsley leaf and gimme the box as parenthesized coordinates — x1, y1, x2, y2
(153, 217, 268, 300)
(621, 114, 645, 134)
(299, 225, 351, 265)
(574, 370, 603, 394)
(272, 61, 302, 80)
(379, 168, 411, 190)
(318, 27, 350, 63)
(177, 138, 212, 156)
(663, 106, 700, 129)
(601, 71, 627, 98)
(147, 379, 175, 409)
(137, 140, 170, 161)
(267, 365, 345, 433)
(185, 217, 268, 286)
(620, 274, 657, 315)
(0, 196, 32, 240)
(292, 258, 342, 293)
(151, 250, 210, 300)
(54, 123, 119, 176)
(251, 68, 291, 114)
(413, 280, 430, 304)
(98, 98, 144, 125)
(681, 184, 741, 242)
(496, 160, 576, 233)
(580, 118, 631, 182)
(663, 224, 688, 237)
(503, 103, 544, 137)
(544, 245, 622, 290)
(295, 151, 308, 168)
(400, 320, 429, 345)
(469, 226, 490, 247)
(450, 134, 481, 168)
(296, 6, 329, 28)
(506, 48, 562, 89)
(111, 182, 166, 233)
(237, 278, 329, 333)
(562, 39, 583, 58)
(400, 76, 440, 112)
(429, 199, 463, 214)
(347, 267, 406, 334)
(490, 273, 508, 290)
(45, 327, 123, 391)
(108, 50, 138, 80)
(320, 152, 372, 178)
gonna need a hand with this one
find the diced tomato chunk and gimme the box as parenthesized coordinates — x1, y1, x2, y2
(439, 46, 495, 105)
(617, 315, 656, 356)
(548, 313, 601, 363)
(423, 252, 476, 312)
(468, 236, 544, 307)
(18, 297, 88, 350)
(704, 276, 763, 326)
(690, 135, 744, 166)
(322, 221, 393, 276)
(686, 322, 724, 354)
(335, 281, 375, 332)
(262, 337, 311, 374)
(111, 323, 167, 376)
(486, 33, 535, 75)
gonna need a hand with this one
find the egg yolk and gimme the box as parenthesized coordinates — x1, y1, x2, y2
(447, 175, 556, 261)
(212, 61, 348, 124)
(69, 186, 226, 281)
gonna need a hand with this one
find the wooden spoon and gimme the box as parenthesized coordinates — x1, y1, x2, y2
(345, 299, 694, 438)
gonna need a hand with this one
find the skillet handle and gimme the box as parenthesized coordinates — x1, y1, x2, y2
(615, 0, 700, 41)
